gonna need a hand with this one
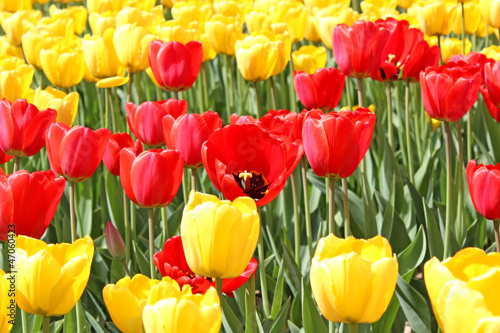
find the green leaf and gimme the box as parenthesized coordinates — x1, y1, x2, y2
(269, 297, 291, 333)
(395, 275, 431, 333)
(398, 225, 427, 279)
(132, 241, 150, 277)
(281, 241, 301, 294)
(301, 279, 328, 333)
(381, 173, 396, 239)
(104, 172, 124, 235)
(422, 198, 444, 261)
(84, 312, 106, 333)
(64, 307, 77, 333)
(270, 257, 286, 319)
(372, 294, 401, 333)
(221, 295, 244, 333)
(76, 179, 94, 238)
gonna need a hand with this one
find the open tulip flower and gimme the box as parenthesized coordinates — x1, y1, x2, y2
(292, 45, 327, 75)
(16, 235, 94, 317)
(425, 248, 500, 332)
(302, 109, 376, 178)
(126, 99, 187, 148)
(26, 87, 79, 127)
(0, 150, 12, 165)
(0, 269, 13, 333)
(0, 170, 65, 241)
(103, 132, 143, 176)
(0, 55, 34, 102)
(0, 98, 56, 159)
(181, 191, 260, 279)
(310, 234, 398, 324)
(46, 123, 111, 183)
(154, 235, 258, 296)
(466, 160, 500, 221)
(294, 67, 345, 111)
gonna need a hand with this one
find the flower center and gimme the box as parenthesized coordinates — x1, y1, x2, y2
(233, 170, 270, 201)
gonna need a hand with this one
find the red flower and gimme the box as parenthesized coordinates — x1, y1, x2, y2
(0, 170, 65, 241)
(420, 63, 482, 122)
(230, 114, 259, 125)
(201, 124, 291, 206)
(46, 123, 111, 183)
(293, 68, 345, 111)
(125, 99, 187, 148)
(448, 52, 494, 85)
(332, 20, 390, 79)
(149, 40, 203, 92)
(466, 160, 500, 220)
(163, 111, 222, 168)
(302, 109, 376, 178)
(484, 62, 500, 108)
(103, 133, 143, 176)
(480, 85, 500, 123)
(120, 148, 183, 208)
(0, 99, 56, 158)
(0, 150, 13, 165)
(262, 109, 324, 142)
(154, 236, 258, 297)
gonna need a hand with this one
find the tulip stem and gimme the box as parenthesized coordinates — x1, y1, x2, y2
(342, 178, 350, 238)
(356, 78, 364, 108)
(443, 122, 453, 258)
(127, 72, 133, 103)
(42, 316, 50, 333)
(437, 35, 442, 65)
(21, 310, 28, 333)
(269, 77, 278, 110)
(227, 55, 235, 118)
(130, 201, 136, 241)
(104, 88, 109, 130)
(148, 208, 156, 279)
(191, 168, 197, 192)
(329, 177, 335, 235)
(135, 72, 142, 104)
(494, 220, 500, 252)
(246, 274, 258, 333)
(301, 158, 314, 259)
(346, 78, 353, 111)
(461, 2, 466, 55)
(162, 206, 168, 242)
(253, 81, 261, 119)
(96, 86, 104, 128)
(123, 190, 131, 265)
(257, 209, 270, 318)
(182, 168, 188, 206)
(290, 169, 301, 265)
(349, 323, 358, 333)
(386, 81, 394, 148)
(197, 72, 204, 114)
(456, 121, 465, 243)
(121, 258, 132, 277)
(405, 81, 414, 184)
(69, 182, 77, 242)
(202, 64, 209, 110)
(215, 277, 223, 303)
(485, 24, 489, 48)
(288, 53, 297, 112)
(13, 156, 20, 173)
(108, 88, 117, 132)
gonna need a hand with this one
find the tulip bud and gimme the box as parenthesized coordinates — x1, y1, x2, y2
(105, 221, 126, 260)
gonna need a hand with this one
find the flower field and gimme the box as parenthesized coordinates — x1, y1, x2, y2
(1, 0, 500, 332)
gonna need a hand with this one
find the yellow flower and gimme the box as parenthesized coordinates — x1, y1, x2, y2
(27, 87, 80, 127)
(313, 4, 359, 49)
(22, 30, 64, 70)
(450, 2, 481, 35)
(292, 45, 326, 75)
(0, 55, 34, 102)
(235, 33, 278, 82)
(36, 15, 75, 40)
(412, 1, 453, 36)
(40, 41, 86, 89)
(0, 269, 14, 333)
(157, 19, 200, 44)
(310, 234, 398, 324)
(481, 45, 500, 62)
(201, 33, 217, 62)
(0, 10, 41, 47)
(172, 1, 213, 23)
(181, 191, 260, 279)
(477, 17, 496, 38)
(16, 235, 94, 317)
(89, 12, 117, 36)
(116, 6, 157, 34)
(49, 5, 89, 35)
(304, 0, 351, 13)
(87, 0, 125, 14)
(126, 0, 156, 11)
(425, 112, 441, 131)
(440, 37, 472, 63)
(142, 278, 222, 333)
(398, 0, 414, 9)
(479, 0, 500, 29)
(103, 274, 160, 333)
(113, 23, 157, 73)
(341, 104, 376, 113)
(362, 0, 397, 9)
(424, 248, 500, 333)
(360, 2, 399, 20)
(263, 28, 291, 76)
(213, 0, 251, 18)
(270, 1, 308, 43)
(205, 14, 244, 56)
(161, 0, 173, 9)
(0, 36, 23, 59)
(0, 0, 31, 12)
(304, 15, 321, 42)
(245, 10, 272, 34)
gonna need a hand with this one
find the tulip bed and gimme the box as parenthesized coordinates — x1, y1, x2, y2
(2, 0, 500, 333)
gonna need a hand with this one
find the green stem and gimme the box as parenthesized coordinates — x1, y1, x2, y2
(386, 81, 394, 148)
(162, 206, 168, 242)
(130, 200, 136, 241)
(257, 212, 270, 318)
(329, 178, 335, 235)
(174, 91, 179, 101)
(227, 55, 235, 118)
(461, 2, 466, 55)
(352, 0, 360, 11)
(148, 208, 156, 279)
(155, 85, 162, 101)
(467, 111, 472, 162)
(202, 64, 209, 110)
(349, 323, 359, 333)
(182, 167, 188, 205)
(121, 259, 132, 277)
(42, 316, 50, 333)
(269, 76, 278, 110)
(456, 121, 464, 243)
(21, 310, 28, 333)
(494, 220, 500, 252)
(356, 78, 364, 107)
(13, 156, 20, 173)
(216, 277, 223, 303)
(246, 275, 257, 333)
(443, 122, 453, 258)
(342, 178, 350, 238)
(288, 54, 297, 112)
(329, 322, 335, 333)
(237, 69, 245, 113)
(346, 77, 353, 110)
(104, 88, 109, 129)
(405, 81, 415, 184)
(123, 190, 131, 265)
(191, 168, 197, 192)
(96, 86, 104, 128)
(438, 35, 442, 65)
(39, 68, 44, 89)
(135, 72, 142, 104)
(290, 170, 301, 265)
(69, 182, 77, 242)
(253, 81, 261, 118)
(301, 158, 313, 258)
(127, 72, 133, 103)
(108, 88, 117, 132)
(413, 83, 423, 161)
(395, 83, 407, 165)
(198, 71, 204, 114)
(486, 23, 490, 48)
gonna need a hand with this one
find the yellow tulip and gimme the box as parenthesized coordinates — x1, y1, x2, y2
(213, 0, 251, 18)
(172, 1, 213, 23)
(0, 10, 41, 47)
(292, 45, 327, 75)
(126, 0, 156, 11)
(0, 36, 23, 59)
(205, 14, 244, 56)
(113, 23, 157, 73)
(314, 5, 359, 49)
(481, 45, 500, 62)
(40, 42, 86, 90)
(310, 234, 398, 324)
(116, 6, 157, 34)
(89, 12, 117, 36)
(450, 2, 481, 35)
(16, 235, 94, 317)
(36, 15, 75, 40)
(0, 0, 31, 12)
(103, 274, 160, 333)
(22, 30, 64, 70)
(396, 12, 420, 28)
(360, 2, 399, 20)
(161, 0, 173, 9)
(158, 19, 200, 44)
(398, 0, 414, 9)
(245, 10, 272, 34)
(362, 0, 398, 9)
(181, 191, 260, 279)
(235, 33, 278, 82)
(262, 28, 291, 76)
(0, 269, 14, 333)
(304, 0, 351, 13)
(87, 0, 126, 14)
(83, 29, 124, 80)
(201, 33, 217, 62)
(441, 37, 472, 62)
(477, 17, 496, 38)
(27, 87, 80, 127)
(413, 1, 453, 36)
(425, 112, 441, 131)
(142, 278, 222, 333)
(479, 0, 500, 29)
(0, 55, 34, 102)
(304, 15, 321, 42)
(424, 248, 500, 333)
(32, 0, 50, 4)
(270, 1, 308, 43)
(49, 5, 88, 35)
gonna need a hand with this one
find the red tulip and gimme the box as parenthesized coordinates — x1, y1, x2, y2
(154, 236, 258, 296)
(333, 20, 390, 79)
(448, 52, 494, 85)
(0, 170, 65, 241)
(466, 160, 500, 220)
(105, 221, 126, 260)
(163, 111, 222, 168)
(480, 85, 500, 123)
(125, 99, 187, 148)
(302, 109, 376, 178)
(103, 133, 143, 176)
(262, 109, 323, 142)
(149, 40, 203, 92)
(293, 68, 345, 111)
(230, 114, 259, 125)
(484, 62, 500, 108)
(0, 99, 56, 158)
(420, 63, 482, 122)
(120, 148, 183, 208)
(0, 150, 13, 164)
(202, 124, 291, 206)
(46, 123, 111, 183)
